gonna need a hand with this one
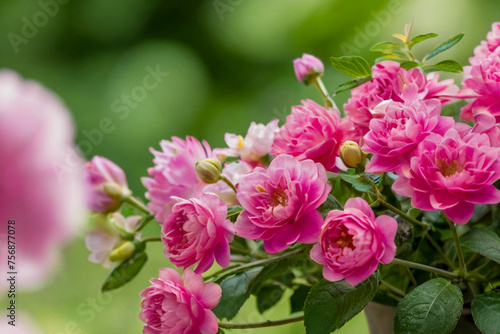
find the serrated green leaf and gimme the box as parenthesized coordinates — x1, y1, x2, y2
(318, 194, 343, 218)
(338, 172, 375, 193)
(409, 33, 439, 49)
(330, 56, 371, 78)
(290, 285, 312, 314)
(213, 267, 262, 320)
(423, 60, 463, 73)
(333, 76, 372, 94)
(472, 291, 500, 334)
(460, 228, 500, 265)
(101, 252, 147, 292)
(400, 61, 419, 70)
(304, 272, 379, 334)
(394, 278, 463, 334)
(370, 41, 402, 53)
(256, 285, 284, 313)
(424, 33, 464, 61)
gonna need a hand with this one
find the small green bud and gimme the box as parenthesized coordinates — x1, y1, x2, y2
(195, 158, 222, 184)
(109, 241, 135, 262)
(340, 141, 366, 168)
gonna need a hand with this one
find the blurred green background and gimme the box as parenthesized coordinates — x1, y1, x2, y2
(1, 0, 499, 333)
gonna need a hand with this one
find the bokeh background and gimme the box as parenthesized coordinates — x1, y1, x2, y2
(1, 0, 499, 333)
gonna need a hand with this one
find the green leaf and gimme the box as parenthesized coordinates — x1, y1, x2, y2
(409, 33, 439, 49)
(101, 252, 148, 292)
(318, 194, 343, 218)
(330, 56, 372, 78)
(472, 291, 500, 334)
(423, 60, 463, 73)
(370, 41, 402, 53)
(333, 76, 372, 95)
(424, 33, 464, 61)
(256, 285, 284, 313)
(226, 205, 243, 222)
(213, 267, 262, 320)
(338, 172, 375, 193)
(290, 285, 312, 314)
(394, 278, 463, 334)
(400, 61, 419, 70)
(304, 272, 379, 334)
(460, 228, 500, 265)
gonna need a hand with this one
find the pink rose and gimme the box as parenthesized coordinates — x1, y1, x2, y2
(271, 99, 347, 172)
(224, 119, 279, 162)
(0, 70, 86, 291)
(235, 154, 331, 254)
(142, 136, 216, 223)
(162, 193, 234, 273)
(363, 98, 454, 174)
(393, 128, 500, 224)
(85, 156, 130, 212)
(293, 54, 324, 84)
(310, 198, 397, 286)
(139, 268, 221, 334)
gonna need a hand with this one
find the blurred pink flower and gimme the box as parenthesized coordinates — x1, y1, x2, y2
(162, 193, 234, 273)
(235, 154, 330, 254)
(271, 99, 347, 172)
(310, 198, 397, 286)
(224, 119, 279, 162)
(393, 128, 500, 224)
(363, 98, 454, 174)
(469, 22, 500, 65)
(0, 70, 86, 291)
(142, 136, 215, 223)
(139, 268, 221, 334)
(85, 156, 130, 212)
(293, 54, 324, 84)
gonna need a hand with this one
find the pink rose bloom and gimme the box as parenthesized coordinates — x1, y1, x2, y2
(162, 193, 234, 273)
(224, 119, 279, 162)
(345, 61, 457, 137)
(363, 98, 454, 174)
(293, 53, 324, 84)
(310, 198, 397, 286)
(271, 99, 347, 172)
(139, 268, 221, 334)
(393, 128, 500, 224)
(235, 154, 330, 254)
(0, 70, 86, 291)
(85, 156, 130, 212)
(469, 22, 500, 65)
(143, 136, 216, 223)
(203, 160, 253, 206)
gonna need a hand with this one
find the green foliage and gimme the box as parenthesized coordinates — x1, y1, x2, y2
(394, 278, 463, 334)
(290, 285, 312, 314)
(330, 56, 372, 78)
(370, 41, 402, 53)
(101, 251, 148, 292)
(333, 76, 372, 95)
(256, 285, 284, 313)
(424, 33, 465, 61)
(318, 194, 344, 218)
(422, 60, 463, 73)
(304, 272, 379, 334)
(400, 61, 419, 70)
(472, 291, 500, 334)
(460, 228, 500, 265)
(409, 33, 439, 49)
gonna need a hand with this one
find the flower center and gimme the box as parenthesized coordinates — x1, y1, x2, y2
(269, 188, 288, 207)
(437, 159, 461, 177)
(335, 230, 355, 250)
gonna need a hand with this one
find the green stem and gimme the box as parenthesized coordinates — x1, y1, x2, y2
(313, 77, 340, 114)
(124, 196, 151, 215)
(404, 266, 418, 286)
(141, 236, 161, 243)
(380, 280, 405, 298)
(378, 198, 429, 230)
(229, 244, 252, 256)
(444, 216, 467, 278)
(218, 314, 304, 329)
(424, 232, 456, 269)
(391, 258, 459, 280)
(136, 214, 155, 232)
(220, 176, 237, 193)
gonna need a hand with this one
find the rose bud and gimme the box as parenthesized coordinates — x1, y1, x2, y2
(340, 140, 367, 168)
(195, 158, 222, 184)
(294, 54, 324, 85)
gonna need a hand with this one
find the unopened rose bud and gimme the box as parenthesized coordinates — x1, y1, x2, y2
(195, 158, 222, 184)
(109, 241, 136, 262)
(340, 141, 366, 168)
(293, 54, 324, 85)
(85, 156, 131, 212)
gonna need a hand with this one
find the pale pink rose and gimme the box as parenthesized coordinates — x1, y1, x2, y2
(293, 54, 324, 84)
(393, 128, 500, 224)
(142, 136, 216, 223)
(487, 22, 500, 53)
(139, 268, 221, 334)
(203, 160, 253, 206)
(85, 156, 130, 212)
(235, 154, 330, 254)
(0, 70, 86, 291)
(310, 198, 397, 286)
(363, 98, 454, 174)
(224, 119, 279, 161)
(472, 111, 500, 147)
(345, 61, 457, 137)
(162, 193, 234, 273)
(271, 99, 347, 172)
